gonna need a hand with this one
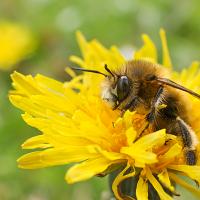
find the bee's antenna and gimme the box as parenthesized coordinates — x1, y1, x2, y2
(104, 64, 115, 78)
(70, 67, 107, 77)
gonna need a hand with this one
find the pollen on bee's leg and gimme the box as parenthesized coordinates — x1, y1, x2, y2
(185, 149, 196, 165)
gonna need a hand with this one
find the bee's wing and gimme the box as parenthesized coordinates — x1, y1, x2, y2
(157, 77, 200, 99)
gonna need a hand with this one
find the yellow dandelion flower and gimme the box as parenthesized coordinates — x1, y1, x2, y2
(9, 29, 200, 200)
(0, 21, 36, 70)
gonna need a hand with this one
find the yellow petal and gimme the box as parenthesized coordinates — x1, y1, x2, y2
(166, 134, 177, 141)
(159, 143, 182, 163)
(18, 146, 98, 169)
(94, 148, 126, 161)
(172, 61, 200, 92)
(35, 74, 64, 94)
(169, 172, 200, 198)
(76, 31, 88, 60)
(123, 110, 136, 129)
(17, 151, 50, 169)
(136, 176, 148, 200)
(21, 135, 52, 149)
(146, 167, 173, 200)
(11, 71, 41, 96)
(45, 133, 94, 147)
(125, 127, 137, 146)
(132, 129, 166, 149)
(69, 55, 85, 67)
(65, 67, 76, 78)
(110, 45, 125, 64)
(157, 169, 175, 192)
(121, 149, 157, 167)
(66, 157, 118, 184)
(121, 130, 166, 166)
(112, 162, 135, 200)
(90, 39, 109, 61)
(9, 95, 46, 117)
(160, 28, 172, 69)
(134, 34, 157, 62)
(168, 165, 200, 183)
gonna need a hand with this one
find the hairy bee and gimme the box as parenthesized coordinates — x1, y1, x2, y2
(72, 60, 200, 165)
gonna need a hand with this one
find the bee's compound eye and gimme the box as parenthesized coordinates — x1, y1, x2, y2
(117, 76, 130, 101)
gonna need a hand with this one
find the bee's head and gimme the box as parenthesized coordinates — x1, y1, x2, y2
(101, 65, 130, 109)
(70, 64, 131, 110)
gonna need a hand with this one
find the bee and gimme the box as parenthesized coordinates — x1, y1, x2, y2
(71, 60, 200, 165)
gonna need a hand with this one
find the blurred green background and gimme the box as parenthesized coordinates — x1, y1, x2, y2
(0, 0, 200, 199)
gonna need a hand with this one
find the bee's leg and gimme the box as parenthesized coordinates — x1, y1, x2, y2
(175, 117, 197, 165)
(120, 96, 143, 117)
(146, 86, 164, 122)
(140, 86, 164, 133)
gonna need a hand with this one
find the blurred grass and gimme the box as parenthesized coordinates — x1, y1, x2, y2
(0, 0, 200, 199)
